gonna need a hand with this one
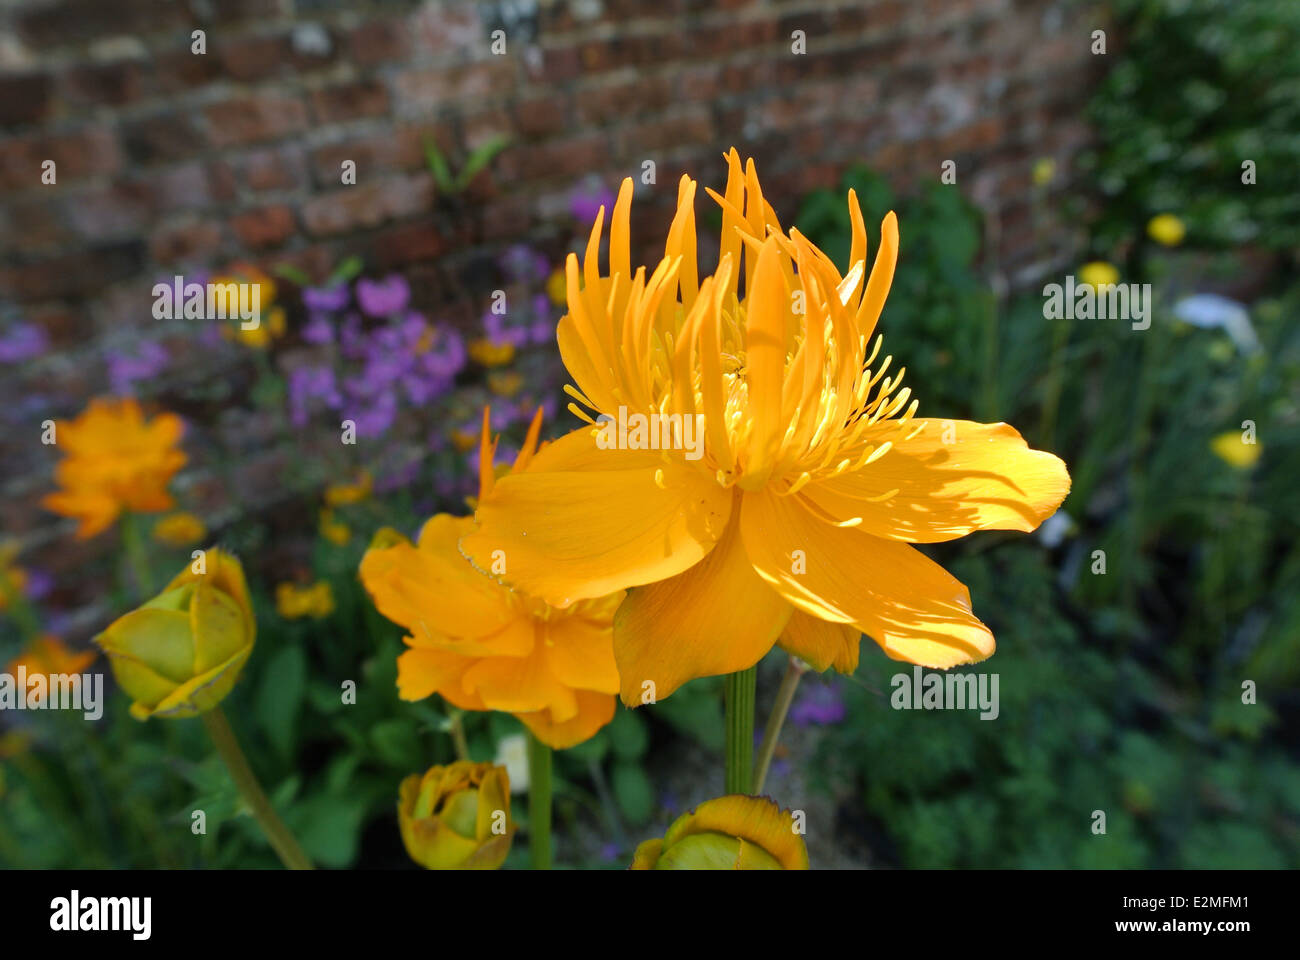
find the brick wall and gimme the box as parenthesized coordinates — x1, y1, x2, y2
(0, 0, 1098, 623)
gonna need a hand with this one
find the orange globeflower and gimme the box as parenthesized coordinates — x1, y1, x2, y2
(359, 409, 623, 748)
(6, 634, 96, 677)
(464, 149, 1071, 705)
(42, 397, 186, 540)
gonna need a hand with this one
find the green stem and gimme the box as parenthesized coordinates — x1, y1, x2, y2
(752, 657, 806, 794)
(526, 733, 552, 869)
(120, 512, 155, 597)
(724, 666, 756, 794)
(0, 571, 41, 642)
(448, 710, 470, 761)
(201, 707, 313, 870)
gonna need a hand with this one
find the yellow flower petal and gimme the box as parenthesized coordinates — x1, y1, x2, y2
(741, 490, 994, 669)
(612, 511, 791, 705)
(777, 610, 860, 673)
(461, 426, 733, 608)
(803, 419, 1070, 542)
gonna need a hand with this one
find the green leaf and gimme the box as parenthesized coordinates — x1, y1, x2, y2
(654, 687, 725, 751)
(255, 645, 306, 758)
(607, 706, 649, 760)
(422, 135, 454, 192)
(611, 761, 654, 825)
(293, 795, 368, 868)
(327, 255, 364, 284)
(454, 134, 511, 191)
(370, 719, 421, 769)
(272, 263, 311, 286)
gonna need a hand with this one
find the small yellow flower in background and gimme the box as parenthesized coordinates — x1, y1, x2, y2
(95, 549, 254, 720)
(449, 427, 479, 453)
(41, 397, 187, 540)
(360, 408, 624, 748)
(468, 338, 516, 368)
(6, 634, 96, 678)
(546, 267, 567, 306)
(398, 761, 514, 870)
(213, 264, 285, 349)
(1211, 431, 1262, 470)
(464, 150, 1070, 706)
(487, 371, 524, 397)
(1032, 157, 1056, 187)
(275, 581, 335, 620)
(0, 542, 27, 612)
(152, 511, 207, 548)
(1079, 260, 1120, 289)
(630, 795, 809, 870)
(1147, 213, 1186, 247)
(319, 508, 351, 546)
(324, 470, 372, 507)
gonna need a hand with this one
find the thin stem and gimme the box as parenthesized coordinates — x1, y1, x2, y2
(0, 571, 41, 642)
(120, 512, 155, 597)
(448, 710, 470, 761)
(752, 657, 806, 794)
(724, 666, 756, 794)
(201, 707, 313, 870)
(526, 733, 552, 869)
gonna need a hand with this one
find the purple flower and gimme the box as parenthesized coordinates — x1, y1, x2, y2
(571, 175, 615, 223)
(107, 340, 169, 395)
(302, 283, 350, 313)
(346, 390, 398, 438)
(22, 567, 53, 601)
(790, 680, 846, 727)
(356, 274, 410, 318)
(288, 365, 341, 427)
(599, 842, 621, 863)
(302, 314, 335, 344)
(0, 323, 49, 363)
(375, 458, 421, 494)
(498, 244, 550, 285)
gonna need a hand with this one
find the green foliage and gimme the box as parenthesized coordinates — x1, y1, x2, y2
(1082, 0, 1300, 252)
(798, 161, 1300, 868)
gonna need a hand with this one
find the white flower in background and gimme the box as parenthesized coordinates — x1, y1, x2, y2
(1037, 509, 1076, 549)
(1173, 294, 1259, 353)
(494, 733, 529, 793)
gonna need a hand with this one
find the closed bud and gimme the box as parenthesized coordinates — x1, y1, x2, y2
(398, 761, 514, 870)
(95, 548, 255, 720)
(630, 795, 809, 870)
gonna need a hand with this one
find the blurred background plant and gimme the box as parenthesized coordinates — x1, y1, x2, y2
(1, 0, 1297, 870)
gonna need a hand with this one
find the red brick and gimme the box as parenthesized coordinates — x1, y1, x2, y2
(230, 204, 296, 249)
(369, 221, 447, 269)
(392, 61, 516, 113)
(63, 61, 146, 107)
(0, 126, 122, 193)
(348, 18, 411, 66)
(0, 241, 145, 302)
(149, 219, 225, 264)
(310, 80, 390, 124)
(0, 74, 54, 126)
(227, 145, 309, 192)
(217, 32, 293, 82)
(121, 111, 205, 165)
(204, 95, 309, 148)
(299, 173, 435, 237)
